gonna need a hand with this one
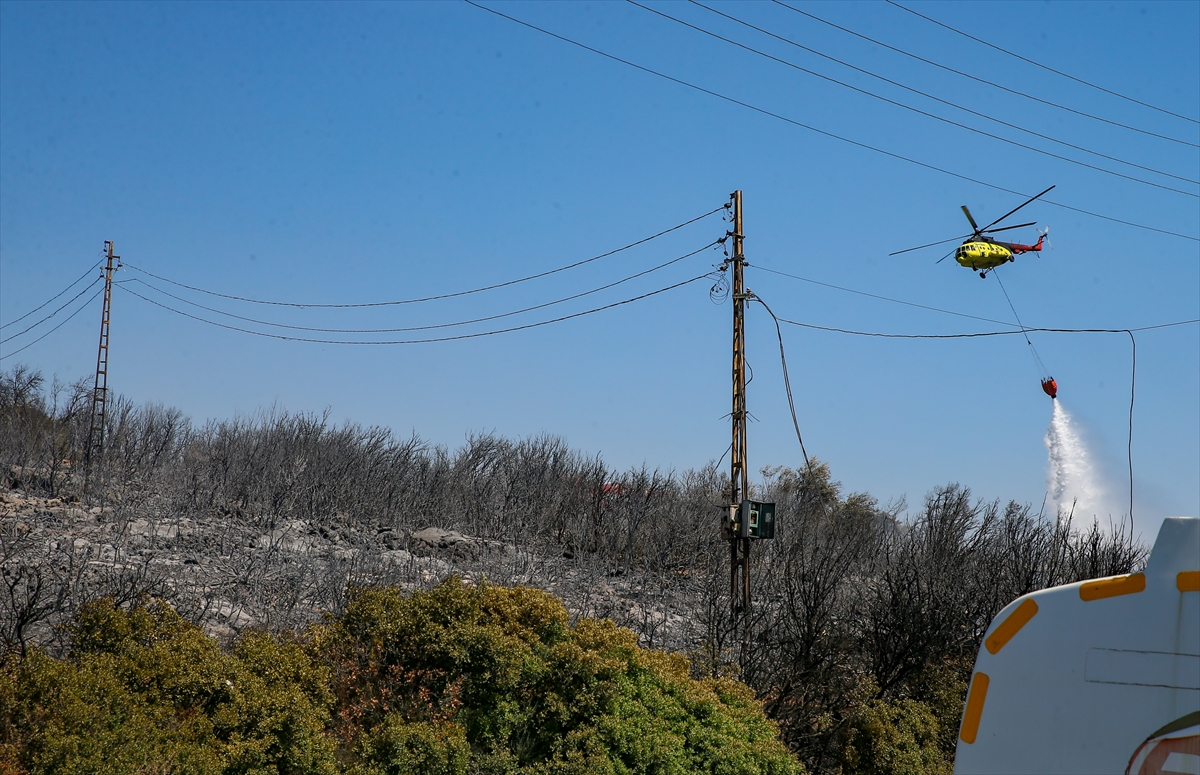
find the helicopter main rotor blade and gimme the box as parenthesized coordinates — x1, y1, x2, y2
(935, 247, 957, 264)
(961, 205, 980, 232)
(981, 185, 1055, 233)
(889, 233, 972, 256)
(984, 221, 1036, 234)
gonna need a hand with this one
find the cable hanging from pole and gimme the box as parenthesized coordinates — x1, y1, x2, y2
(1125, 330, 1136, 541)
(751, 294, 811, 471)
(757, 289, 1168, 545)
(770, 316, 1197, 338)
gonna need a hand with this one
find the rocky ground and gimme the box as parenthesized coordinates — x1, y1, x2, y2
(1, 486, 700, 654)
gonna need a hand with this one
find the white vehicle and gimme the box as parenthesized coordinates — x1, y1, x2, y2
(954, 517, 1199, 775)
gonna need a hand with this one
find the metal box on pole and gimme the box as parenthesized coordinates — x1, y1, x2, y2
(735, 500, 775, 540)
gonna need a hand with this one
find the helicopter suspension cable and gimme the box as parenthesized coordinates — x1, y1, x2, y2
(465, 1, 1199, 242)
(992, 267, 1051, 379)
(885, 0, 1200, 127)
(773, 0, 1200, 147)
(632, 1, 1197, 196)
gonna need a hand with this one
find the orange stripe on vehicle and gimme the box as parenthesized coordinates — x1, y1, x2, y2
(960, 672, 990, 744)
(1079, 573, 1146, 601)
(985, 599, 1039, 654)
(1178, 570, 1200, 592)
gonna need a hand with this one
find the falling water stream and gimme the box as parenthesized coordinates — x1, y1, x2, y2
(1045, 401, 1110, 522)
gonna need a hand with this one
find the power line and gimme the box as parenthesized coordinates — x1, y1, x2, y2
(0, 259, 103, 330)
(0, 287, 103, 362)
(464, 1, 1199, 242)
(631, 1, 1197, 197)
(750, 263, 1019, 328)
(122, 240, 720, 334)
(886, 0, 1200, 127)
(0, 278, 103, 345)
(773, 0, 1200, 148)
(118, 273, 714, 345)
(687, 0, 1197, 186)
(770, 316, 1198, 339)
(122, 205, 726, 309)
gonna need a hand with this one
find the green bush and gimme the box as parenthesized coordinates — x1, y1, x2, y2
(834, 663, 969, 775)
(2, 599, 337, 775)
(2, 583, 802, 775)
(320, 579, 802, 774)
(355, 717, 470, 775)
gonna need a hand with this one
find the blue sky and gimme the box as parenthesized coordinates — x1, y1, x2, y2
(2, 1, 1197, 536)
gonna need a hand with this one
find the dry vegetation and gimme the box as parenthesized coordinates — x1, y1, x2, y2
(0, 365, 1146, 773)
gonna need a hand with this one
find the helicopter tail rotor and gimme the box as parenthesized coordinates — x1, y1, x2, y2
(1038, 226, 1052, 251)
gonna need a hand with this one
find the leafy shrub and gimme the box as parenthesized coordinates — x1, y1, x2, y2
(354, 717, 469, 775)
(320, 578, 802, 774)
(835, 667, 966, 775)
(1, 584, 801, 774)
(2, 599, 337, 775)
(838, 696, 951, 775)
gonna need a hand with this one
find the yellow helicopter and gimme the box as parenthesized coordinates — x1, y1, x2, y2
(893, 186, 1054, 278)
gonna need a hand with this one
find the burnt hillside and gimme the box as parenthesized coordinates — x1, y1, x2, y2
(1, 365, 1145, 773)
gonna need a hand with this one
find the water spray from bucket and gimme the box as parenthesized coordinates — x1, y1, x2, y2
(1044, 401, 1109, 524)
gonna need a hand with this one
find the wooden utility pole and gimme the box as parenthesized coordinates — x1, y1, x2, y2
(85, 241, 118, 493)
(729, 191, 750, 615)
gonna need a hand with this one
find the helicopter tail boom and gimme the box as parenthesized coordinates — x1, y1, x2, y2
(998, 234, 1045, 255)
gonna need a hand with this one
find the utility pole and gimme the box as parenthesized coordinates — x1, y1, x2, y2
(85, 240, 118, 494)
(729, 190, 750, 616)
